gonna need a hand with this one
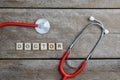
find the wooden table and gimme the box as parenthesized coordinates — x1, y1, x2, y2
(0, 0, 120, 80)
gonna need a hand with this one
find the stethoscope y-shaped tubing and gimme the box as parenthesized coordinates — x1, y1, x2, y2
(59, 21, 108, 80)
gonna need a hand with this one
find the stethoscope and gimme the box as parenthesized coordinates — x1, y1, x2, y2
(0, 18, 50, 34)
(0, 16, 109, 80)
(59, 16, 109, 80)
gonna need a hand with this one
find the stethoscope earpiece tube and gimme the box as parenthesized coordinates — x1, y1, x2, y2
(0, 18, 50, 34)
(59, 16, 109, 80)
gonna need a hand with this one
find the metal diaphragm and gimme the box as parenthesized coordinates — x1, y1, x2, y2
(35, 18, 50, 34)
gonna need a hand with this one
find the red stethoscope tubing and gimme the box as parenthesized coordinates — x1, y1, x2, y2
(0, 22, 38, 28)
(60, 50, 87, 80)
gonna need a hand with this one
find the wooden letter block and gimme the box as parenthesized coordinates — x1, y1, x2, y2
(32, 43, 39, 50)
(24, 43, 31, 50)
(16, 43, 23, 50)
(56, 43, 63, 50)
(48, 43, 55, 50)
(41, 43, 47, 50)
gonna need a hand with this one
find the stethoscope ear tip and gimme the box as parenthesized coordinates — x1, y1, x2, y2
(89, 16, 95, 21)
(104, 29, 109, 34)
(89, 16, 109, 35)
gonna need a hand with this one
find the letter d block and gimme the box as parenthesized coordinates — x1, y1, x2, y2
(16, 43, 23, 50)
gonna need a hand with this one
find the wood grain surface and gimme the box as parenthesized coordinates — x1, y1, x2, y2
(0, 0, 120, 80)
(0, 60, 119, 80)
(0, 9, 119, 58)
(0, 9, 120, 33)
(0, 0, 120, 8)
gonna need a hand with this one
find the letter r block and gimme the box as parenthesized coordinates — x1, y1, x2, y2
(56, 43, 63, 50)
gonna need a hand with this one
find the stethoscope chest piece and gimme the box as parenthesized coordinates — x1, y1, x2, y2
(35, 18, 50, 34)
